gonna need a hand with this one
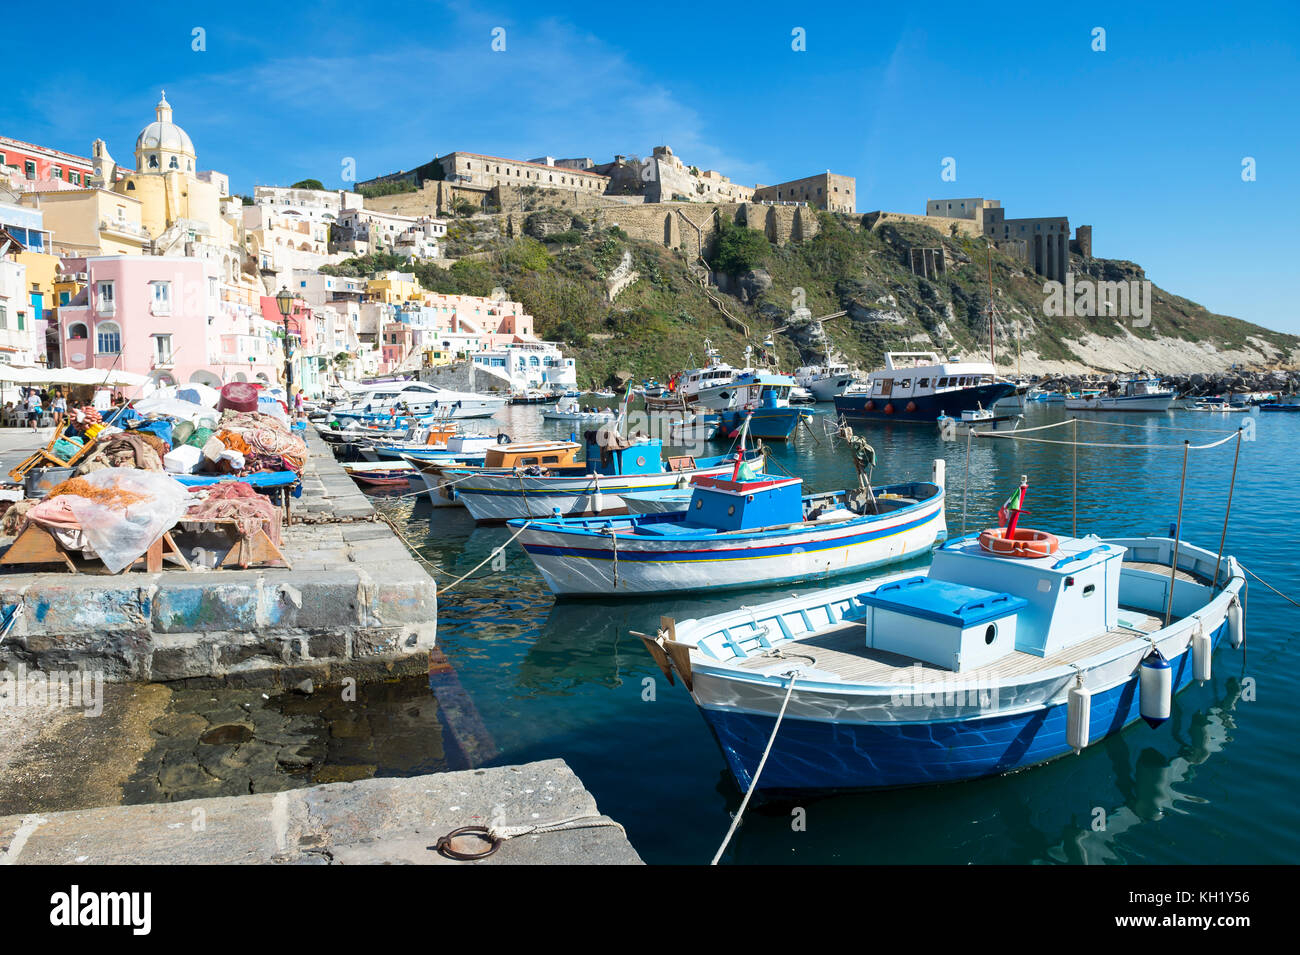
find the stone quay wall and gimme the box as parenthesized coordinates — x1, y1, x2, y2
(0, 430, 437, 688)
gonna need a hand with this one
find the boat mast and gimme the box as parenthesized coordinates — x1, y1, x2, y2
(985, 240, 996, 370)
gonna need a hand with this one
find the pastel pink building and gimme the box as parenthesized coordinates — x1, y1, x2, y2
(60, 255, 280, 389)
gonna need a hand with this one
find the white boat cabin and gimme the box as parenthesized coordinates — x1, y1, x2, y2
(862, 352, 1000, 400)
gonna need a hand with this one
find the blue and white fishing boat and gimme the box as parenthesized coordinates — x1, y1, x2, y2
(511, 456, 945, 596)
(435, 431, 761, 523)
(364, 432, 504, 464)
(711, 369, 805, 441)
(638, 486, 1246, 792)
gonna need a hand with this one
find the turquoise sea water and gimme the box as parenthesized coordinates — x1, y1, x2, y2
(370, 403, 1300, 864)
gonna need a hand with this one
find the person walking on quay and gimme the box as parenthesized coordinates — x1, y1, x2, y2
(25, 389, 43, 432)
(51, 389, 67, 428)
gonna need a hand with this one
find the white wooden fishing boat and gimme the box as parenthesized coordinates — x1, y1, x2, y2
(512, 459, 946, 596)
(640, 529, 1244, 791)
(1065, 377, 1175, 412)
(436, 432, 759, 522)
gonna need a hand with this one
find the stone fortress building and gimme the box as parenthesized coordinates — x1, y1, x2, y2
(358, 145, 856, 216)
(923, 197, 1091, 283)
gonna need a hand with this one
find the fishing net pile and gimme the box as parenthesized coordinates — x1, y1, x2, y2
(216, 411, 308, 474)
(185, 481, 283, 545)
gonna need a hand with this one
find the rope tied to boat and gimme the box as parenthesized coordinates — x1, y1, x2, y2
(435, 814, 628, 861)
(710, 670, 799, 866)
(436, 521, 533, 596)
(1239, 563, 1300, 609)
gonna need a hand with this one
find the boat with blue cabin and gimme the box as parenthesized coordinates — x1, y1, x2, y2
(834, 352, 1018, 424)
(639, 523, 1245, 792)
(511, 454, 946, 596)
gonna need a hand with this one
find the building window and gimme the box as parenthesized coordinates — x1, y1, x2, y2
(151, 281, 172, 314)
(154, 334, 173, 364)
(24, 160, 36, 179)
(169, 156, 179, 170)
(96, 322, 122, 354)
(51, 166, 62, 180)
(0, 305, 5, 329)
(97, 281, 115, 312)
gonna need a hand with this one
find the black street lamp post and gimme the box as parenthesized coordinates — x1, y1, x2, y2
(275, 286, 295, 393)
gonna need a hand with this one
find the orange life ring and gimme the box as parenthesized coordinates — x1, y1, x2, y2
(884, 403, 894, 415)
(906, 401, 917, 413)
(865, 400, 874, 411)
(978, 527, 1060, 559)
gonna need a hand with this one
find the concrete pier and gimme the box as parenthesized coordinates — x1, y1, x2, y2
(0, 759, 641, 864)
(0, 428, 437, 687)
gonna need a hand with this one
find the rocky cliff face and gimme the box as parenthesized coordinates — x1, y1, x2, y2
(744, 219, 1299, 375)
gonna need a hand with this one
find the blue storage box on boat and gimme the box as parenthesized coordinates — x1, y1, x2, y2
(854, 576, 1026, 672)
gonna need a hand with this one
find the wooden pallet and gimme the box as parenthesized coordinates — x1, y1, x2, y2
(0, 524, 190, 574)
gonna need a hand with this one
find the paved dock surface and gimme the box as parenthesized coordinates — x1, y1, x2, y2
(0, 759, 641, 864)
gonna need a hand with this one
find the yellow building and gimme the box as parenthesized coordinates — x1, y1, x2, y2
(18, 188, 148, 256)
(96, 92, 235, 255)
(366, 271, 423, 305)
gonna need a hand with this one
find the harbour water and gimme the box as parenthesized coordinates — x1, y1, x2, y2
(370, 402, 1300, 864)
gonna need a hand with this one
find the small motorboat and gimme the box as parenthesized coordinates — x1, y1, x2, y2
(1260, 397, 1300, 412)
(542, 398, 617, 423)
(937, 407, 1022, 436)
(621, 487, 695, 515)
(668, 416, 721, 443)
(1064, 377, 1175, 412)
(341, 461, 419, 489)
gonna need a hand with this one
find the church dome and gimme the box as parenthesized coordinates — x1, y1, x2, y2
(134, 91, 195, 172)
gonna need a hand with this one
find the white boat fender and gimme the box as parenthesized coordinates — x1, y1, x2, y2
(593, 473, 603, 514)
(1139, 647, 1173, 728)
(1192, 620, 1212, 684)
(1227, 593, 1245, 649)
(932, 458, 946, 490)
(1067, 670, 1091, 754)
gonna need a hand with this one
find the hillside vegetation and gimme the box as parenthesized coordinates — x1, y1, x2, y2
(324, 210, 1298, 385)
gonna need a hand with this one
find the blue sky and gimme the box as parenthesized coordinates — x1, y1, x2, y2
(5, 0, 1297, 332)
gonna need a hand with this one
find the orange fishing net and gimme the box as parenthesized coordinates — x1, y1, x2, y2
(45, 477, 147, 509)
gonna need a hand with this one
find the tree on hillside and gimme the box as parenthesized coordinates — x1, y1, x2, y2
(712, 218, 770, 277)
(291, 179, 325, 190)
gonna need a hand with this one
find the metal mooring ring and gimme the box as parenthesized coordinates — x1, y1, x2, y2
(435, 826, 502, 861)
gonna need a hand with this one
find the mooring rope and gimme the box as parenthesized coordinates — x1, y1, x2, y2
(975, 430, 1240, 451)
(1240, 564, 1300, 609)
(436, 521, 534, 596)
(711, 671, 799, 866)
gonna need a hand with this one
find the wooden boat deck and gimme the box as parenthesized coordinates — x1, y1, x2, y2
(1123, 559, 1208, 584)
(734, 607, 1165, 683)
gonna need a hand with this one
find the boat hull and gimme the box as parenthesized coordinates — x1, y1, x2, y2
(697, 622, 1223, 791)
(835, 382, 1017, 423)
(515, 492, 945, 595)
(715, 407, 803, 440)
(1064, 393, 1175, 412)
(440, 460, 747, 522)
